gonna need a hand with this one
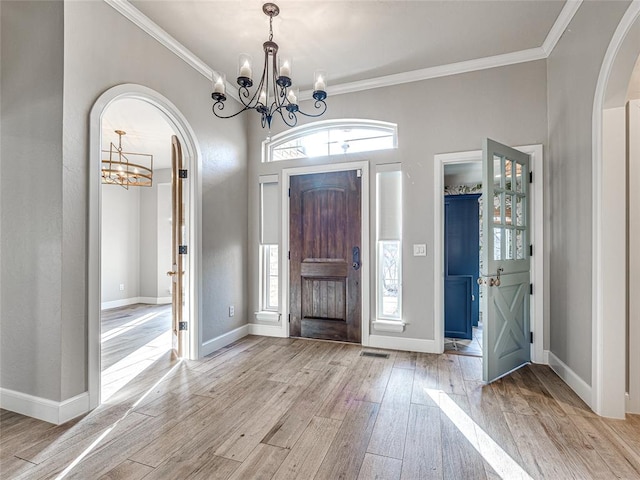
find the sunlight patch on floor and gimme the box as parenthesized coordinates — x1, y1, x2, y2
(101, 330, 172, 402)
(55, 359, 183, 480)
(426, 388, 533, 480)
(101, 310, 163, 342)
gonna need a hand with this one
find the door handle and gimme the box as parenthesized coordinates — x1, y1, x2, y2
(477, 267, 503, 287)
(167, 271, 176, 276)
(352, 246, 361, 270)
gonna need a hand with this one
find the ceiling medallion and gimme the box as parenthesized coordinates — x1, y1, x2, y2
(210, 3, 328, 129)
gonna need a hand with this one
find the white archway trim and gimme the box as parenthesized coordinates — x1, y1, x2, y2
(592, 1, 640, 419)
(88, 84, 202, 410)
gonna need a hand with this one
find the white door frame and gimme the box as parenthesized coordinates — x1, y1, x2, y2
(433, 145, 546, 364)
(88, 84, 202, 410)
(280, 161, 371, 345)
(592, 1, 640, 418)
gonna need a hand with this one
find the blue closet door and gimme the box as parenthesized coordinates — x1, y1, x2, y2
(444, 194, 480, 339)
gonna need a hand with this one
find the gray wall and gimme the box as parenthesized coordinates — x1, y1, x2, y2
(139, 168, 171, 300)
(1, 1, 65, 400)
(247, 60, 548, 343)
(101, 185, 141, 303)
(546, 1, 629, 384)
(101, 168, 171, 304)
(0, 1, 248, 402)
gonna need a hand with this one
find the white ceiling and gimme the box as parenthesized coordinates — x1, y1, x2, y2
(102, 98, 175, 169)
(129, 0, 568, 92)
(102, 1, 572, 164)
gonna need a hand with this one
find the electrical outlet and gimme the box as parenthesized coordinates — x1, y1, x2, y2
(413, 244, 427, 256)
(119, 284, 125, 291)
(229, 306, 235, 317)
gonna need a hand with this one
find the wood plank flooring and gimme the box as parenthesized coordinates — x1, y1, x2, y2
(2, 335, 640, 479)
(100, 304, 172, 402)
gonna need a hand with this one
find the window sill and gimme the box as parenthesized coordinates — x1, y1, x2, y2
(254, 311, 280, 323)
(373, 320, 405, 333)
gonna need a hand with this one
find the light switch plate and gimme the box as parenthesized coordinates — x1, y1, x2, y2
(413, 244, 427, 256)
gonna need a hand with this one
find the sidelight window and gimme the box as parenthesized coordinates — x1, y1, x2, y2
(376, 164, 402, 321)
(259, 176, 279, 313)
(262, 244, 279, 311)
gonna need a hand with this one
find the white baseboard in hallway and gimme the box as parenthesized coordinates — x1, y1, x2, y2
(0, 388, 89, 425)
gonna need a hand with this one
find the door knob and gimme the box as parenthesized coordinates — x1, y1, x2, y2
(167, 271, 177, 276)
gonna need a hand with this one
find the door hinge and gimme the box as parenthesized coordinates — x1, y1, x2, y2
(179, 169, 188, 179)
(530, 331, 533, 344)
(288, 188, 291, 197)
(288, 250, 290, 260)
(288, 314, 291, 323)
(529, 171, 533, 183)
(530, 283, 533, 295)
(179, 245, 188, 255)
(179, 321, 188, 331)
(529, 244, 533, 256)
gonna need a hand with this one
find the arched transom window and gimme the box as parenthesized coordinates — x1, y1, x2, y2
(264, 119, 398, 162)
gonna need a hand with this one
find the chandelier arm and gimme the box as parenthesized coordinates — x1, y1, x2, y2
(277, 106, 298, 127)
(211, 101, 254, 119)
(238, 85, 259, 107)
(295, 100, 328, 118)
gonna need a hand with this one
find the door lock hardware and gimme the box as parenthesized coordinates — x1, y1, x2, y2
(477, 267, 504, 287)
(352, 246, 361, 270)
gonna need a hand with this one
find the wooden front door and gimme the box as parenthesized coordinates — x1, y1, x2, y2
(289, 170, 362, 343)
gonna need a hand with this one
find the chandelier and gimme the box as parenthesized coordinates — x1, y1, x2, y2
(211, 3, 328, 129)
(101, 130, 153, 189)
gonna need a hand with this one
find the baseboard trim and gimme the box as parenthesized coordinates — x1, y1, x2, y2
(201, 325, 249, 357)
(547, 350, 593, 408)
(102, 296, 172, 309)
(138, 296, 172, 305)
(248, 323, 285, 337)
(367, 334, 439, 353)
(0, 389, 89, 425)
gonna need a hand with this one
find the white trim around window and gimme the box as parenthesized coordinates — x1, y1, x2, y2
(374, 163, 404, 331)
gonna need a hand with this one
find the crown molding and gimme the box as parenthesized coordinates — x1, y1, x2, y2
(542, 0, 583, 55)
(300, 47, 547, 100)
(104, 0, 239, 102)
(105, 0, 581, 101)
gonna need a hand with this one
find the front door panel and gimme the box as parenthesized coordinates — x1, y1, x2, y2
(290, 170, 361, 343)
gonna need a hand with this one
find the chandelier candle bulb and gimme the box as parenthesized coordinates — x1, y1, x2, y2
(287, 88, 298, 105)
(213, 74, 226, 95)
(238, 54, 253, 79)
(279, 59, 291, 78)
(259, 89, 267, 105)
(314, 70, 327, 92)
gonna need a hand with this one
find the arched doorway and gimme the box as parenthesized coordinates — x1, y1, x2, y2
(88, 84, 202, 410)
(592, 1, 640, 418)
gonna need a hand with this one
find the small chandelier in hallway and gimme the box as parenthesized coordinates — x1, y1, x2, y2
(210, 3, 328, 129)
(101, 130, 153, 189)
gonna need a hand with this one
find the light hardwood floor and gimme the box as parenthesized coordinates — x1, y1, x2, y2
(100, 304, 172, 401)
(2, 334, 640, 479)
